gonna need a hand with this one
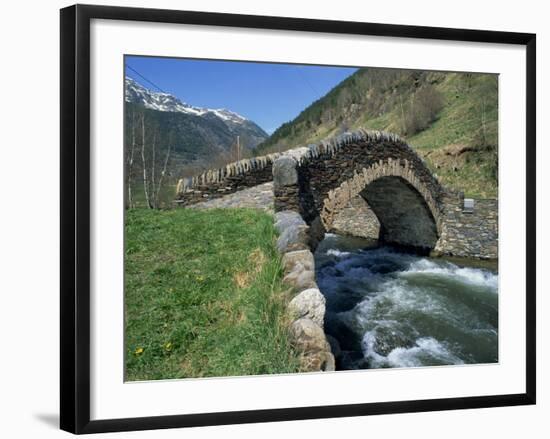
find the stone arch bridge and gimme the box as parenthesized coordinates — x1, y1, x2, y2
(176, 129, 498, 259)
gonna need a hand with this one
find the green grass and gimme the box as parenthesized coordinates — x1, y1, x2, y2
(129, 183, 177, 209)
(125, 208, 300, 381)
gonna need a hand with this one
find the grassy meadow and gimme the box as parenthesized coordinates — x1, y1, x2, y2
(125, 208, 300, 381)
(128, 183, 177, 209)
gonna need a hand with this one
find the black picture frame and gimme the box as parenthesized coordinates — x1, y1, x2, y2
(60, 4, 536, 434)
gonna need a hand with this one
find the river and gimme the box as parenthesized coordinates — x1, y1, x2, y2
(315, 233, 498, 370)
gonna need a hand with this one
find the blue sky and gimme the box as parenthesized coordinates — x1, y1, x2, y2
(125, 56, 357, 134)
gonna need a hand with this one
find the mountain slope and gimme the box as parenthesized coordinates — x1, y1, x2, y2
(125, 77, 268, 169)
(255, 68, 498, 198)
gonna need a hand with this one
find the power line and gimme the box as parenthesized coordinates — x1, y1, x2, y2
(125, 64, 167, 94)
(296, 68, 319, 96)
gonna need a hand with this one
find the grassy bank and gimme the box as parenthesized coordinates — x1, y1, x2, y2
(125, 208, 300, 381)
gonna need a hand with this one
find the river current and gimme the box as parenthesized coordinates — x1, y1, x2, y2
(315, 233, 498, 370)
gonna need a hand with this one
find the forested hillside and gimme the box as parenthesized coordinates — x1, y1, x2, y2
(255, 68, 498, 198)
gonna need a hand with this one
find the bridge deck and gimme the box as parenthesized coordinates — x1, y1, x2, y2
(189, 182, 274, 212)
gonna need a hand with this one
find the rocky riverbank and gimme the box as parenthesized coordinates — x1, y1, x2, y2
(274, 210, 335, 372)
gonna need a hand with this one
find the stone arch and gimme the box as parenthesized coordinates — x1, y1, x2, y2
(272, 129, 445, 252)
(320, 162, 440, 250)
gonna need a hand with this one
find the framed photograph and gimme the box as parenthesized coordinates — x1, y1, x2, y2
(60, 4, 536, 434)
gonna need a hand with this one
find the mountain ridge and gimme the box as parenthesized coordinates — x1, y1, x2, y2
(125, 77, 251, 127)
(124, 77, 269, 176)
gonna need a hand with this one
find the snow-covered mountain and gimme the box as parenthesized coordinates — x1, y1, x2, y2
(124, 76, 268, 169)
(125, 77, 257, 131)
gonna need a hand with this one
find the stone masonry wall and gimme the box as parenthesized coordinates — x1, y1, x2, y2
(272, 130, 445, 251)
(272, 130, 444, 219)
(434, 194, 498, 259)
(175, 155, 279, 206)
(304, 153, 443, 229)
(330, 192, 498, 260)
(274, 211, 336, 372)
(330, 196, 380, 240)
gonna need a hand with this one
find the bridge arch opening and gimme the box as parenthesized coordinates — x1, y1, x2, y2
(359, 176, 438, 252)
(317, 173, 439, 254)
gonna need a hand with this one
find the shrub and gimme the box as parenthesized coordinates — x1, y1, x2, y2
(402, 85, 444, 135)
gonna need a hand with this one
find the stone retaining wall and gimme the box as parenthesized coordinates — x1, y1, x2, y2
(274, 211, 335, 372)
(330, 193, 498, 260)
(175, 155, 279, 206)
(174, 146, 313, 206)
(330, 196, 380, 240)
(434, 194, 498, 259)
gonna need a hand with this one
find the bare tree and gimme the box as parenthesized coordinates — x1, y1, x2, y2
(150, 130, 157, 204)
(126, 110, 137, 208)
(153, 136, 173, 208)
(401, 85, 444, 135)
(140, 114, 153, 209)
(399, 94, 407, 134)
(480, 97, 487, 146)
